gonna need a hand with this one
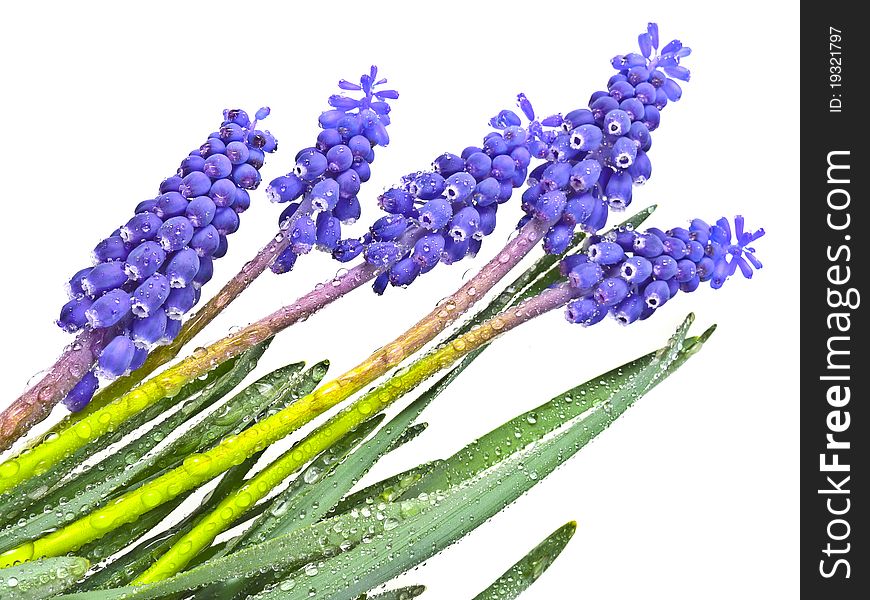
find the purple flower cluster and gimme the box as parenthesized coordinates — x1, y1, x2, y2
(57, 109, 277, 410)
(519, 23, 691, 255)
(331, 98, 558, 294)
(265, 66, 397, 274)
(563, 217, 764, 326)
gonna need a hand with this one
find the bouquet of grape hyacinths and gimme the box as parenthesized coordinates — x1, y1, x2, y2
(0, 23, 764, 599)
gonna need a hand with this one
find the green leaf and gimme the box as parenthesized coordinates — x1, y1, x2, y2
(366, 586, 426, 599)
(72, 361, 329, 591)
(0, 344, 276, 555)
(247, 315, 706, 600)
(201, 416, 386, 598)
(471, 521, 576, 600)
(76, 450, 265, 592)
(0, 556, 89, 599)
(0, 349, 253, 528)
(330, 460, 443, 516)
(55, 498, 424, 600)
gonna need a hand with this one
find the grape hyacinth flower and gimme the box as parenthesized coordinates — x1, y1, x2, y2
(334, 22, 690, 295)
(265, 66, 398, 274)
(54, 108, 277, 409)
(564, 216, 765, 326)
(517, 23, 691, 255)
(328, 96, 558, 294)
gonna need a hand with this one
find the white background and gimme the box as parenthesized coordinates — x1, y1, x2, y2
(0, 1, 799, 598)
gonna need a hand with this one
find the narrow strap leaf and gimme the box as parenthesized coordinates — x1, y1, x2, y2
(471, 521, 576, 600)
(331, 460, 443, 516)
(367, 586, 426, 599)
(0, 556, 89, 599)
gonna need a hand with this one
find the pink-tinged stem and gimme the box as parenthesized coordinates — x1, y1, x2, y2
(0, 328, 111, 452)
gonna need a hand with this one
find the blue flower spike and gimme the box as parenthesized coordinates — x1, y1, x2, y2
(265, 67, 398, 273)
(59, 108, 277, 411)
(564, 216, 764, 326)
(332, 90, 565, 294)
(516, 22, 691, 254)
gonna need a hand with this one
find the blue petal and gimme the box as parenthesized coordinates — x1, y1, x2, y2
(647, 23, 659, 49)
(638, 33, 652, 58)
(517, 93, 535, 121)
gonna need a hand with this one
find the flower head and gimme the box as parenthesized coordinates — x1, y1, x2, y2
(265, 67, 398, 274)
(57, 109, 277, 409)
(563, 216, 764, 326)
(517, 22, 691, 253)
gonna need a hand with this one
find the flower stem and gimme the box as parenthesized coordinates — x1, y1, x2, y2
(0, 217, 550, 567)
(0, 328, 111, 453)
(137, 283, 577, 582)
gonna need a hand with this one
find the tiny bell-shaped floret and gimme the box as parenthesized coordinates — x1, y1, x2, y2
(364, 241, 403, 266)
(157, 217, 195, 251)
(62, 371, 99, 412)
(448, 207, 481, 242)
(568, 124, 603, 152)
(433, 152, 465, 176)
(334, 195, 362, 223)
(212, 207, 241, 235)
(612, 294, 645, 325)
(82, 261, 129, 297)
(412, 235, 445, 269)
(271, 248, 298, 274)
(418, 198, 453, 231)
(186, 196, 217, 227)
(594, 277, 630, 306)
(389, 257, 421, 287)
(130, 273, 171, 318)
(290, 216, 317, 254)
(180, 171, 212, 198)
(565, 298, 607, 326)
(310, 179, 341, 211)
(97, 335, 136, 380)
(165, 285, 198, 319)
(209, 179, 238, 208)
(445, 173, 476, 203)
(131, 310, 168, 347)
(57, 297, 94, 333)
(190, 225, 220, 257)
(120, 212, 162, 245)
(165, 248, 201, 288)
(124, 241, 166, 280)
(371, 215, 408, 241)
(588, 241, 626, 265)
(315, 213, 342, 250)
(92, 236, 130, 263)
(267, 174, 306, 203)
(85, 289, 132, 328)
(379, 189, 415, 216)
